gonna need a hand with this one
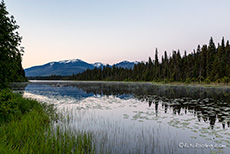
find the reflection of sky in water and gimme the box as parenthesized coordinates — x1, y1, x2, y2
(16, 81, 230, 154)
(25, 84, 94, 102)
(25, 83, 134, 102)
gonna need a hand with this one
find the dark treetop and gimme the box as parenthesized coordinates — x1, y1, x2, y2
(0, 1, 26, 89)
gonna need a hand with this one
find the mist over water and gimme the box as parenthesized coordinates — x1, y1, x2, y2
(12, 81, 230, 154)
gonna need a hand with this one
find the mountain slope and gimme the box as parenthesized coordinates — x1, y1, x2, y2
(25, 59, 138, 77)
(25, 59, 94, 77)
(115, 61, 138, 69)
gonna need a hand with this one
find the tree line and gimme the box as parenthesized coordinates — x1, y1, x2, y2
(59, 37, 229, 83)
(0, 1, 26, 89)
(30, 37, 230, 83)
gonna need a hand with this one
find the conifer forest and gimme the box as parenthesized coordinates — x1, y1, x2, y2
(37, 37, 230, 84)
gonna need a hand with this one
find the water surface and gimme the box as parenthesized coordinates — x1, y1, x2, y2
(12, 81, 230, 154)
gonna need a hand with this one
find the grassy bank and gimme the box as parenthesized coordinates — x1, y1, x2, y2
(120, 79, 230, 88)
(0, 89, 94, 154)
(149, 81, 230, 88)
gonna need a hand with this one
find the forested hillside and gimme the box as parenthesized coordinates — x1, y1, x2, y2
(0, 1, 26, 88)
(69, 37, 230, 83)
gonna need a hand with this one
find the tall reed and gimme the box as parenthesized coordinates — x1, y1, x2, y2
(0, 90, 94, 154)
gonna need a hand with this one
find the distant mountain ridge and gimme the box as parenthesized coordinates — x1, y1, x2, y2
(115, 61, 139, 69)
(25, 59, 138, 77)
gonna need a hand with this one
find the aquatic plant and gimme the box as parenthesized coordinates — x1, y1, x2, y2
(0, 90, 94, 153)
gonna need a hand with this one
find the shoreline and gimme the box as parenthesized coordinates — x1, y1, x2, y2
(24, 79, 230, 88)
(150, 81, 230, 88)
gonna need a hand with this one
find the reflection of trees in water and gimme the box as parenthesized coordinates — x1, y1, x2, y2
(69, 82, 230, 129)
(36, 81, 230, 101)
(10, 82, 28, 95)
(159, 97, 230, 129)
(25, 82, 230, 129)
(69, 82, 230, 102)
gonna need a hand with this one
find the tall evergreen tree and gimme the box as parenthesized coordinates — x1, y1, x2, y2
(206, 37, 216, 80)
(182, 50, 188, 81)
(225, 41, 230, 78)
(201, 45, 208, 79)
(163, 51, 168, 79)
(51, 37, 229, 84)
(0, 0, 26, 88)
(176, 50, 181, 81)
(154, 48, 159, 66)
(220, 37, 226, 77)
(154, 48, 159, 80)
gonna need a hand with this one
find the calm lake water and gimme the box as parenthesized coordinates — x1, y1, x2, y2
(12, 81, 230, 154)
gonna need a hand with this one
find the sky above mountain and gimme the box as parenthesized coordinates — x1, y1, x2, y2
(6, 0, 230, 69)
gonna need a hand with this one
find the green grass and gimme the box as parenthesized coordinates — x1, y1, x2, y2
(0, 90, 94, 154)
(150, 81, 230, 88)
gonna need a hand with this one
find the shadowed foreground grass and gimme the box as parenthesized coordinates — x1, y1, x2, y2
(0, 90, 94, 154)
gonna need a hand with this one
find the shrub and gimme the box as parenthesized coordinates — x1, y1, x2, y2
(163, 78, 169, 83)
(185, 78, 191, 84)
(205, 77, 211, 84)
(198, 76, 204, 83)
(123, 78, 130, 82)
(192, 78, 198, 82)
(222, 76, 229, 84)
(169, 78, 174, 83)
(0, 90, 40, 123)
(216, 79, 221, 84)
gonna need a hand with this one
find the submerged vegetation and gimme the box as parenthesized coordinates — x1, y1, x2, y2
(1, 0, 230, 153)
(22, 81, 230, 154)
(0, 90, 94, 153)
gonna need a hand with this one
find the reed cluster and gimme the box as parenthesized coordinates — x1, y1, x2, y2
(0, 90, 94, 154)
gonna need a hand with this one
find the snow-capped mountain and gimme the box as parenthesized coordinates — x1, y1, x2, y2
(115, 61, 137, 69)
(25, 59, 138, 77)
(93, 62, 105, 68)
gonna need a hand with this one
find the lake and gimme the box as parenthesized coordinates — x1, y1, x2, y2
(12, 81, 230, 154)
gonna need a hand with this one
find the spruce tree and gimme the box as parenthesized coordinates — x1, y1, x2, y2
(201, 45, 208, 79)
(163, 51, 168, 79)
(154, 48, 159, 80)
(225, 41, 230, 78)
(0, 0, 26, 88)
(67, 37, 229, 83)
(206, 37, 216, 80)
(220, 37, 226, 77)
